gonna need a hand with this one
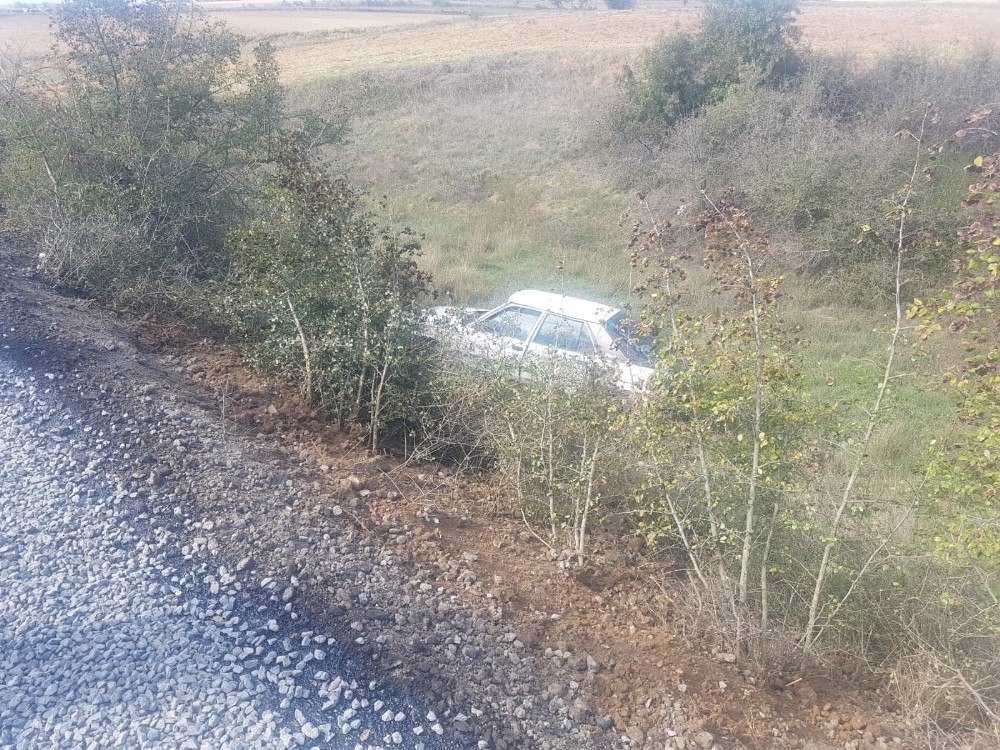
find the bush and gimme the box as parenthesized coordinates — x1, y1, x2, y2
(700, 0, 801, 83)
(222, 137, 430, 450)
(618, 33, 720, 136)
(0, 0, 282, 302)
(418, 342, 634, 563)
(615, 0, 800, 137)
(0, 0, 431, 443)
(612, 49, 1000, 298)
(603, 0, 635, 9)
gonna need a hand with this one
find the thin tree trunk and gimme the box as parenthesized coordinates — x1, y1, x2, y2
(286, 294, 312, 403)
(577, 437, 601, 567)
(641, 203, 724, 580)
(697, 195, 766, 609)
(760, 500, 780, 630)
(739, 245, 765, 609)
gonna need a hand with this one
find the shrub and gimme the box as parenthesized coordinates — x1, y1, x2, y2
(222, 137, 430, 450)
(700, 0, 801, 83)
(613, 49, 1000, 298)
(901, 122, 1000, 729)
(418, 341, 634, 563)
(615, 0, 800, 137)
(0, 0, 282, 302)
(618, 33, 720, 136)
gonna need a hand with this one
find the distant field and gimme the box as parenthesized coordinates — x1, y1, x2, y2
(215, 8, 460, 39)
(0, 12, 52, 58)
(0, 7, 459, 59)
(272, 4, 1000, 82)
(4, 3, 1000, 78)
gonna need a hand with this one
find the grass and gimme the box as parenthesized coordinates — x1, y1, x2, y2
(787, 286, 960, 474)
(311, 54, 636, 305)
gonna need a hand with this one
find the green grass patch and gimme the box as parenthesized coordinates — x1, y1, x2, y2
(294, 54, 636, 304)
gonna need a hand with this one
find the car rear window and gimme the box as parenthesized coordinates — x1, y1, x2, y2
(476, 306, 541, 342)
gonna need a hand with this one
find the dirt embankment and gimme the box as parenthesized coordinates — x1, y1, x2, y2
(0, 237, 924, 750)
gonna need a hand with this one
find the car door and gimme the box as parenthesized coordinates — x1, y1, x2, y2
(469, 305, 543, 363)
(523, 312, 599, 380)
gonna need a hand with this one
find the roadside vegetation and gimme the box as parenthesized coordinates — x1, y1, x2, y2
(2, 0, 999, 739)
(0, 0, 429, 450)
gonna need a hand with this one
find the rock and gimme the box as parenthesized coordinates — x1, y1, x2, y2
(544, 683, 567, 699)
(693, 730, 715, 749)
(795, 683, 818, 702)
(626, 725, 645, 744)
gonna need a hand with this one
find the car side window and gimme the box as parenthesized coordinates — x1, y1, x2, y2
(476, 306, 541, 342)
(533, 314, 596, 356)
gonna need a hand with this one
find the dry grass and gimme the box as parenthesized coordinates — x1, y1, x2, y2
(0, 13, 54, 59)
(211, 8, 456, 37)
(271, 4, 1000, 82)
(273, 9, 699, 81)
(5, 4, 1000, 78)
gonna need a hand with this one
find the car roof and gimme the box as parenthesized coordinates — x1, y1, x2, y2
(506, 290, 620, 325)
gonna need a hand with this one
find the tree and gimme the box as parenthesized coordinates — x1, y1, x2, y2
(0, 0, 282, 300)
(903, 107, 1000, 733)
(911, 109, 1000, 569)
(617, 0, 800, 134)
(619, 34, 717, 131)
(629, 197, 820, 659)
(701, 0, 801, 84)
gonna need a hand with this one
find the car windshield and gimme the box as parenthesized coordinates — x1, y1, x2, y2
(605, 312, 654, 367)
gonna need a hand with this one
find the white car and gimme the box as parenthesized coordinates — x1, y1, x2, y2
(429, 289, 655, 393)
